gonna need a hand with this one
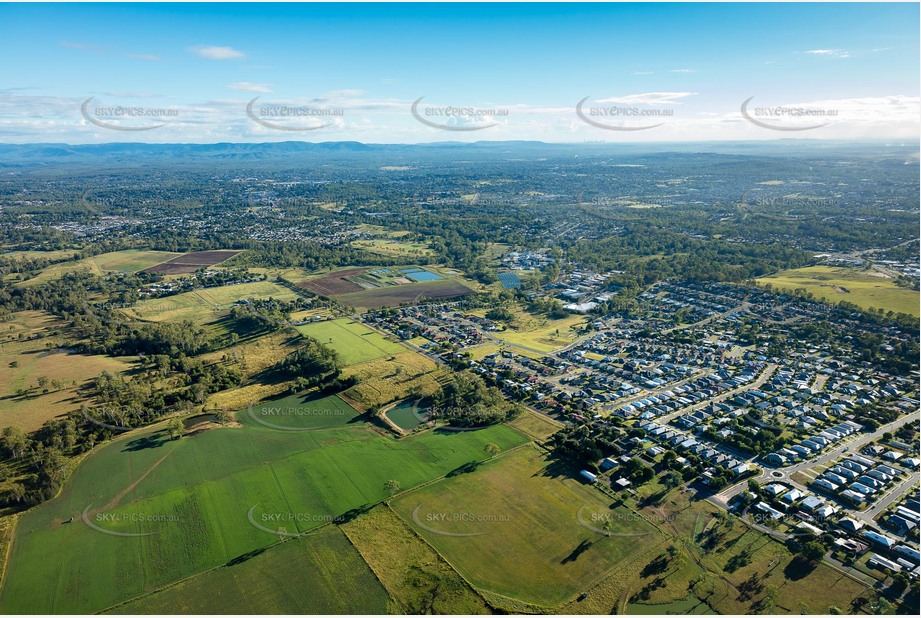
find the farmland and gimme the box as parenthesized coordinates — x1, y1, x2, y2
(340, 350, 447, 411)
(294, 318, 406, 365)
(297, 267, 367, 296)
(0, 395, 526, 613)
(109, 527, 389, 614)
(141, 250, 242, 275)
(18, 250, 182, 286)
(391, 446, 662, 609)
(335, 279, 475, 309)
(757, 265, 919, 317)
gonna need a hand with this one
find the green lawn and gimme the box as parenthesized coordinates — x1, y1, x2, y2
(107, 527, 389, 614)
(295, 318, 406, 365)
(758, 265, 919, 317)
(391, 446, 662, 608)
(0, 395, 526, 614)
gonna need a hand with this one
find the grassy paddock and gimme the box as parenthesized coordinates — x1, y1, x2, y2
(341, 505, 491, 614)
(295, 318, 406, 366)
(106, 527, 389, 614)
(391, 446, 661, 608)
(757, 265, 919, 317)
(19, 250, 181, 286)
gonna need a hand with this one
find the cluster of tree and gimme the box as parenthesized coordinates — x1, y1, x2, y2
(552, 423, 622, 468)
(1, 425, 72, 507)
(484, 307, 514, 322)
(278, 336, 343, 389)
(702, 423, 785, 456)
(429, 374, 521, 428)
(567, 225, 815, 285)
(228, 297, 303, 332)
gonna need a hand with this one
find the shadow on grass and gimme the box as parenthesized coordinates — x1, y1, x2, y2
(335, 503, 374, 524)
(225, 547, 267, 567)
(783, 555, 816, 581)
(561, 539, 595, 564)
(445, 460, 481, 478)
(122, 431, 170, 452)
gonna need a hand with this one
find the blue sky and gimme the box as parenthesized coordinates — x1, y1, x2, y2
(0, 2, 918, 143)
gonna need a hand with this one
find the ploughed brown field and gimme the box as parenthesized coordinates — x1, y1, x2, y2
(142, 250, 242, 274)
(298, 268, 367, 296)
(336, 279, 473, 309)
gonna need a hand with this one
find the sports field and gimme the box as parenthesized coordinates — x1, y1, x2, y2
(757, 265, 919, 317)
(295, 318, 406, 365)
(0, 395, 526, 614)
(391, 446, 662, 608)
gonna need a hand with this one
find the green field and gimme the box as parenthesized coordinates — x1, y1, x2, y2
(108, 527, 389, 614)
(351, 238, 434, 258)
(391, 446, 662, 608)
(758, 265, 919, 317)
(246, 392, 360, 430)
(19, 250, 181, 286)
(295, 318, 406, 365)
(0, 394, 526, 613)
(128, 281, 299, 324)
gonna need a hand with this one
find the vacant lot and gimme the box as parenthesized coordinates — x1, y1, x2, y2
(295, 318, 406, 365)
(487, 311, 586, 353)
(141, 250, 242, 275)
(391, 446, 661, 609)
(109, 527, 389, 614)
(758, 265, 919, 317)
(0, 400, 526, 613)
(336, 279, 474, 309)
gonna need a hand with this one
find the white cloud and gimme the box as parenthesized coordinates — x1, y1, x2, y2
(803, 49, 850, 58)
(127, 53, 160, 61)
(634, 71, 654, 75)
(670, 68, 696, 73)
(597, 92, 697, 106)
(190, 45, 245, 60)
(227, 82, 272, 93)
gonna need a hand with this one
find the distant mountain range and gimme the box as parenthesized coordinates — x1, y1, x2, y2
(0, 140, 913, 167)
